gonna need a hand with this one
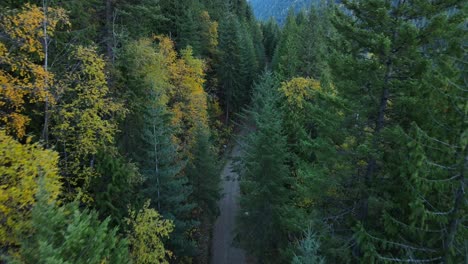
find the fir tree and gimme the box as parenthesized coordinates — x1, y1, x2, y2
(237, 73, 300, 262)
(17, 185, 129, 264)
(187, 128, 221, 219)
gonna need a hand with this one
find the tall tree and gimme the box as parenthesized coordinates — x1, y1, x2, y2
(237, 73, 301, 262)
(331, 0, 466, 262)
(53, 46, 125, 201)
(187, 128, 221, 219)
(0, 4, 68, 138)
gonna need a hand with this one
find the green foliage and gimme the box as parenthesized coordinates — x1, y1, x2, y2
(262, 18, 280, 62)
(141, 95, 198, 258)
(119, 0, 166, 39)
(292, 229, 325, 264)
(16, 187, 130, 264)
(237, 73, 302, 262)
(187, 128, 221, 219)
(118, 37, 200, 259)
(272, 9, 302, 79)
(90, 148, 141, 226)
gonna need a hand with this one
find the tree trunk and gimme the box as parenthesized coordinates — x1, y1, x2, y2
(105, 0, 114, 62)
(41, 0, 50, 146)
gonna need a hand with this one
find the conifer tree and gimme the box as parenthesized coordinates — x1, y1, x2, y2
(90, 149, 141, 226)
(292, 229, 325, 264)
(187, 128, 221, 219)
(272, 9, 302, 80)
(217, 16, 244, 119)
(141, 97, 198, 259)
(237, 73, 300, 262)
(262, 18, 281, 63)
(331, 0, 466, 262)
(118, 38, 199, 259)
(17, 186, 130, 264)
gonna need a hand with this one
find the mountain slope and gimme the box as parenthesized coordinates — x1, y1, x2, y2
(248, 0, 313, 24)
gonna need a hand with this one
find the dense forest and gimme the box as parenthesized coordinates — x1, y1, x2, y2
(0, 0, 466, 264)
(249, 0, 314, 24)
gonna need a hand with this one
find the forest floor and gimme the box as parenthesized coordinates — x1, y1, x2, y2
(210, 134, 247, 264)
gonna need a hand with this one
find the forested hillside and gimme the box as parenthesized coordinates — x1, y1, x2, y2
(0, 0, 466, 264)
(249, 0, 314, 24)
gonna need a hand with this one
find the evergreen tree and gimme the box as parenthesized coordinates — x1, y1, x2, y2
(237, 73, 301, 262)
(187, 128, 221, 219)
(298, 3, 333, 86)
(292, 229, 325, 264)
(90, 148, 141, 226)
(262, 18, 281, 63)
(217, 16, 244, 119)
(16, 186, 130, 264)
(141, 97, 198, 259)
(331, 0, 466, 262)
(119, 0, 165, 39)
(279, 77, 356, 261)
(272, 9, 302, 80)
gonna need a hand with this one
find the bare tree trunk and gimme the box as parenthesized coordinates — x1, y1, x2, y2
(443, 137, 467, 262)
(41, 0, 50, 146)
(105, 0, 114, 62)
(359, 58, 393, 224)
(153, 124, 161, 211)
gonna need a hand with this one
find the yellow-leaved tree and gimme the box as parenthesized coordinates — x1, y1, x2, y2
(280, 77, 321, 110)
(169, 45, 210, 155)
(0, 4, 68, 138)
(53, 46, 126, 201)
(126, 200, 174, 264)
(0, 129, 61, 248)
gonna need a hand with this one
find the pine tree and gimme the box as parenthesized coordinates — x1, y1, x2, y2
(119, 0, 165, 39)
(279, 77, 356, 261)
(298, 3, 333, 86)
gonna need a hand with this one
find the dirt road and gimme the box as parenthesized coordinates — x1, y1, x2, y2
(211, 140, 246, 264)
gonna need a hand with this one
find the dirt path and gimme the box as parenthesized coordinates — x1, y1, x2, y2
(211, 140, 246, 264)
